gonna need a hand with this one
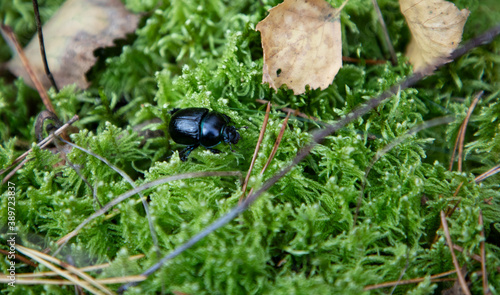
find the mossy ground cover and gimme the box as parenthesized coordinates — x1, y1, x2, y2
(0, 0, 499, 294)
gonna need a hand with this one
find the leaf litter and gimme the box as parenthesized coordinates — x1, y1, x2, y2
(256, 0, 347, 95)
(7, 0, 139, 90)
(400, 0, 470, 73)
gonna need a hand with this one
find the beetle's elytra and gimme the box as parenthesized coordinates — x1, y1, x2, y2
(168, 108, 241, 161)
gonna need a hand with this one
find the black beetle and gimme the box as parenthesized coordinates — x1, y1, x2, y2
(168, 108, 241, 161)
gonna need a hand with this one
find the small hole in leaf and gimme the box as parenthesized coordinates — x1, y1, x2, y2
(276, 68, 282, 77)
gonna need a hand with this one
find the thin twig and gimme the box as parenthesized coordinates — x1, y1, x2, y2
(17, 254, 144, 278)
(450, 24, 500, 60)
(442, 92, 483, 235)
(0, 114, 78, 175)
(431, 181, 463, 244)
(88, 276, 145, 285)
(2, 159, 30, 185)
(475, 164, 500, 183)
(458, 92, 482, 171)
(371, 0, 397, 65)
(457, 117, 467, 172)
(261, 111, 291, 174)
(479, 210, 491, 295)
(0, 25, 55, 114)
(20, 245, 113, 295)
(246, 111, 292, 199)
(118, 191, 254, 293)
(354, 116, 455, 225)
(56, 137, 159, 259)
(240, 102, 271, 200)
(453, 244, 500, 273)
(16, 246, 106, 295)
(342, 56, 388, 65)
(0, 249, 38, 267)
(51, 171, 241, 252)
(1, 115, 79, 184)
(445, 182, 464, 217)
(449, 122, 462, 171)
(389, 249, 410, 295)
(449, 92, 483, 171)
(440, 211, 471, 295)
(445, 92, 485, 219)
(452, 245, 481, 262)
(53, 139, 102, 209)
(32, 0, 58, 91)
(364, 269, 457, 290)
(255, 99, 318, 121)
(0, 275, 146, 285)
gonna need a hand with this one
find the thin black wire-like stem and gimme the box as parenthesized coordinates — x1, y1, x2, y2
(53, 138, 102, 209)
(56, 137, 160, 259)
(32, 0, 59, 92)
(52, 171, 242, 255)
(353, 116, 456, 226)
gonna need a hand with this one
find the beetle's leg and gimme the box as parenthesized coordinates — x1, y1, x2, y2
(207, 148, 221, 154)
(169, 108, 181, 115)
(227, 143, 236, 152)
(179, 145, 198, 161)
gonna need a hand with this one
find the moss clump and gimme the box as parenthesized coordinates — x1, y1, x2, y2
(0, 0, 499, 294)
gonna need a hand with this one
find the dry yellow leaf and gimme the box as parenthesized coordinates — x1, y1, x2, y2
(256, 0, 344, 95)
(400, 0, 470, 73)
(8, 0, 139, 90)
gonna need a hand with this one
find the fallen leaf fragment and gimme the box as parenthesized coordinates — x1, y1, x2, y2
(400, 0, 470, 73)
(256, 0, 345, 95)
(7, 0, 139, 90)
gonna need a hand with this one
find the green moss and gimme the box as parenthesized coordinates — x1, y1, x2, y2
(0, 0, 499, 294)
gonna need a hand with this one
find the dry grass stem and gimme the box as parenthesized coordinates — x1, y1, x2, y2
(245, 110, 291, 200)
(255, 99, 318, 121)
(52, 171, 241, 252)
(475, 164, 500, 183)
(0, 249, 38, 267)
(0, 275, 146, 286)
(260, 110, 291, 173)
(440, 211, 471, 295)
(449, 91, 482, 171)
(479, 210, 491, 295)
(0, 25, 55, 114)
(57, 137, 159, 258)
(363, 269, 457, 290)
(355, 116, 455, 226)
(458, 92, 482, 171)
(17, 254, 144, 278)
(16, 245, 109, 295)
(240, 102, 271, 200)
(1, 115, 79, 184)
(444, 182, 464, 218)
(342, 56, 388, 65)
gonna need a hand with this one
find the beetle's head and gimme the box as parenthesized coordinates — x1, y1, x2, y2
(223, 125, 240, 145)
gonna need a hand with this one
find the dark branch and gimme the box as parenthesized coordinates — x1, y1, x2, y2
(32, 0, 59, 92)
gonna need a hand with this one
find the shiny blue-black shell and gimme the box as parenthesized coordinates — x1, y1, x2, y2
(168, 108, 239, 148)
